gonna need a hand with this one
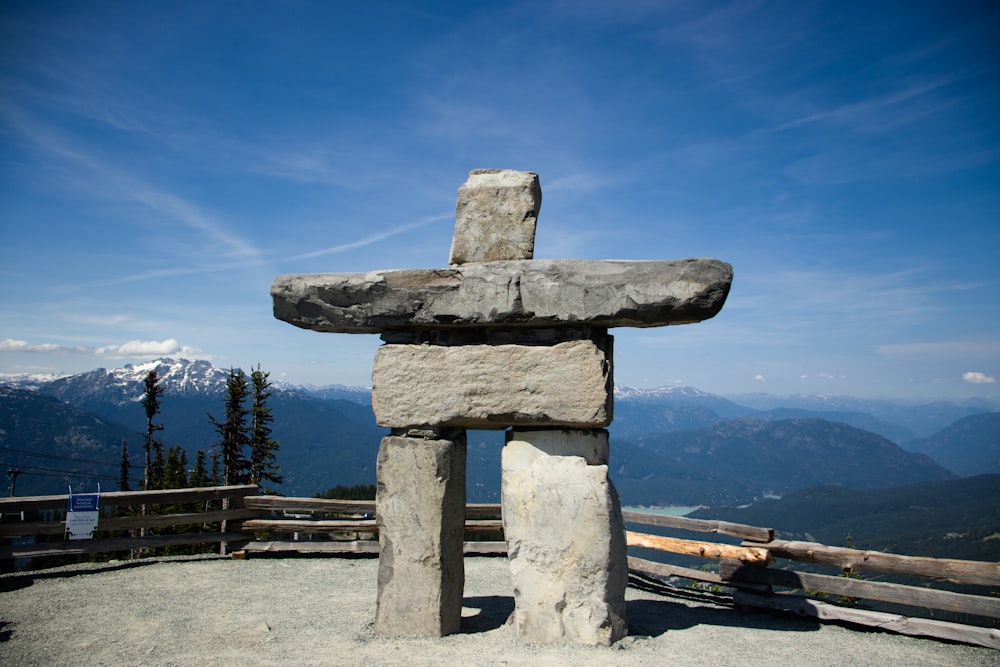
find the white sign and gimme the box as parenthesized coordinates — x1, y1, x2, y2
(66, 493, 100, 540)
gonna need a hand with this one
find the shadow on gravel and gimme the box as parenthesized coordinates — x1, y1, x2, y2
(0, 620, 12, 643)
(626, 573, 821, 638)
(0, 555, 230, 594)
(461, 595, 515, 633)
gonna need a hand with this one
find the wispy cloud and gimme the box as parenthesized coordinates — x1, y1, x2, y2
(878, 341, 1000, 357)
(287, 214, 451, 261)
(744, 266, 977, 329)
(0, 337, 204, 359)
(2, 100, 263, 256)
(767, 78, 962, 135)
(0, 339, 87, 354)
(95, 338, 203, 358)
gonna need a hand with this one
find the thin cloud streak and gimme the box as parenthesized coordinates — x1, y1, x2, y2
(288, 214, 452, 261)
(879, 341, 1000, 357)
(0, 337, 205, 359)
(0, 100, 265, 264)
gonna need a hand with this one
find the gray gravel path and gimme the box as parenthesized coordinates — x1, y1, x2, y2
(1, 554, 995, 666)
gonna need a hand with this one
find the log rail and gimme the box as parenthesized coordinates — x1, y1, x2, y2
(623, 510, 1000, 650)
(0, 485, 258, 559)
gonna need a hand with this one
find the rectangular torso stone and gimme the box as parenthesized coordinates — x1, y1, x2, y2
(372, 336, 613, 429)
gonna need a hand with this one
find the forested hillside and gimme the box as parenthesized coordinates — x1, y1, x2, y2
(690, 475, 1000, 562)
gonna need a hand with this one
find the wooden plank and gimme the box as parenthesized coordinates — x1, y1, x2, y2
(0, 485, 258, 513)
(627, 555, 727, 585)
(240, 518, 504, 535)
(236, 540, 508, 556)
(721, 562, 1000, 619)
(734, 591, 1000, 650)
(759, 539, 1000, 587)
(462, 541, 507, 555)
(243, 519, 377, 533)
(627, 531, 771, 565)
(240, 540, 381, 554)
(242, 497, 503, 519)
(622, 510, 773, 542)
(243, 496, 375, 514)
(0, 532, 250, 559)
(464, 520, 504, 535)
(465, 504, 502, 519)
(0, 508, 264, 538)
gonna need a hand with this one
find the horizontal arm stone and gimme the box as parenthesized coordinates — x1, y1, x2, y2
(271, 257, 732, 333)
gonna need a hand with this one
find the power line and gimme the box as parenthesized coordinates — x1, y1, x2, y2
(0, 445, 121, 468)
(1, 461, 139, 484)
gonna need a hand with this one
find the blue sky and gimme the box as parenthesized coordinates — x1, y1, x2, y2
(1, 1, 998, 399)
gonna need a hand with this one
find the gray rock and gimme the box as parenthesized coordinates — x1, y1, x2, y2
(501, 429, 628, 645)
(449, 169, 541, 265)
(374, 433, 467, 637)
(372, 335, 613, 429)
(272, 258, 732, 333)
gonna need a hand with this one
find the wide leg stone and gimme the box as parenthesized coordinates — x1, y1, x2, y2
(374, 432, 467, 637)
(500, 429, 628, 645)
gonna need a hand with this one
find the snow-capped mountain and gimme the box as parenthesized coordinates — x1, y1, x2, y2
(614, 385, 718, 401)
(39, 358, 232, 407)
(0, 371, 70, 391)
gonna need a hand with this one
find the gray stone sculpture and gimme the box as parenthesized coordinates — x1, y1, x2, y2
(270, 168, 732, 645)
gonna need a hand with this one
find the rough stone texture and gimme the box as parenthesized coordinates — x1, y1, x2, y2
(501, 429, 628, 645)
(450, 169, 541, 266)
(272, 257, 733, 333)
(374, 433, 467, 637)
(372, 336, 613, 429)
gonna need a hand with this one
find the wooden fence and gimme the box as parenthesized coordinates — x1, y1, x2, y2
(2, 488, 997, 648)
(623, 510, 1000, 649)
(0, 485, 258, 559)
(234, 496, 506, 557)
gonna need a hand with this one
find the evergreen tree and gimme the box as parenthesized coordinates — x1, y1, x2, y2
(210, 368, 250, 486)
(141, 370, 165, 491)
(163, 445, 189, 490)
(118, 438, 131, 492)
(210, 449, 222, 486)
(190, 450, 209, 488)
(249, 365, 282, 493)
(150, 440, 165, 490)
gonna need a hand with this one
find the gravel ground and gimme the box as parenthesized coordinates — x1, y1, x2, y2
(1, 554, 995, 666)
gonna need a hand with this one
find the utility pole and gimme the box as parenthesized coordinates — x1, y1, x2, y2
(6, 468, 22, 496)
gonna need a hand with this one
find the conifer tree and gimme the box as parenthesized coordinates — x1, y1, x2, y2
(150, 440, 165, 490)
(190, 450, 209, 488)
(249, 365, 282, 493)
(142, 370, 165, 491)
(210, 368, 250, 486)
(163, 445, 189, 490)
(209, 449, 222, 486)
(118, 438, 131, 492)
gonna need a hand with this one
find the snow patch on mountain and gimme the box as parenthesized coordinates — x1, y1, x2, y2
(614, 385, 715, 400)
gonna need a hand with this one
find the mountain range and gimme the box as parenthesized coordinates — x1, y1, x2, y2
(1, 358, 997, 504)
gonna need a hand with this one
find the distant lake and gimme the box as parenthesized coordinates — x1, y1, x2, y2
(622, 505, 700, 517)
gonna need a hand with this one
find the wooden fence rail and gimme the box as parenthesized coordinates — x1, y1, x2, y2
(234, 496, 506, 557)
(623, 511, 1000, 649)
(0, 485, 259, 560)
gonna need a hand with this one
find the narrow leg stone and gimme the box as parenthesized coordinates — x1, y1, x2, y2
(501, 429, 628, 645)
(374, 432, 467, 637)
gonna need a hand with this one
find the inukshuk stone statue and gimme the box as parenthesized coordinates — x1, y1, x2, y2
(270, 169, 732, 645)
